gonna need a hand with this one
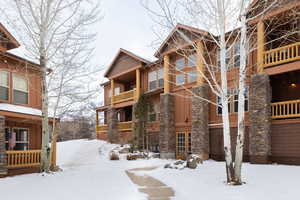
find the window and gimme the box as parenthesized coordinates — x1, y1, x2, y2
(175, 58, 185, 70)
(7, 128, 29, 150)
(13, 75, 28, 104)
(176, 74, 185, 85)
(158, 68, 164, 88)
(114, 87, 120, 95)
(0, 71, 9, 101)
(5, 127, 9, 150)
(148, 68, 164, 91)
(225, 46, 231, 69)
(187, 70, 197, 83)
(217, 87, 249, 115)
(148, 71, 157, 91)
(234, 42, 240, 67)
(188, 54, 196, 66)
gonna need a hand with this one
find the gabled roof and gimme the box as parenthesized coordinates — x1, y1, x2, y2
(103, 48, 151, 78)
(0, 23, 20, 50)
(154, 23, 209, 57)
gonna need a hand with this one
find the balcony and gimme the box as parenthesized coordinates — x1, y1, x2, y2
(264, 42, 300, 68)
(112, 89, 136, 105)
(96, 124, 108, 132)
(6, 150, 41, 168)
(117, 121, 133, 131)
(271, 100, 300, 119)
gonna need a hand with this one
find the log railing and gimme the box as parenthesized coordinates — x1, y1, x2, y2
(6, 150, 41, 168)
(96, 124, 108, 132)
(117, 121, 133, 131)
(112, 89, 136, 104)
(271, 100, 300, 119)
(263, 42, 300, 68)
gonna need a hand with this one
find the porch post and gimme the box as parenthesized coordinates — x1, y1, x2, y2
(136, 68, 141, 101)
(196, 41, 205, 85)
(257, 20, 265, 73)
(0, 115, 7, 175)
(163, 54, 170, 94)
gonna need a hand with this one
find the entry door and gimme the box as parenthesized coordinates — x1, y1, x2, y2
(176, 132, 191, 160)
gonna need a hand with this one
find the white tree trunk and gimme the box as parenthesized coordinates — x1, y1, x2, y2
(234, 11, 247, 185)
(217, 0, 234, 183)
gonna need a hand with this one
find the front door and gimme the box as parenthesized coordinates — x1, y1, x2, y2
(176, 132, 191, 160)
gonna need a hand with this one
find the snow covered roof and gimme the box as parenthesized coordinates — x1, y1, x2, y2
(0, 103, 43, 117)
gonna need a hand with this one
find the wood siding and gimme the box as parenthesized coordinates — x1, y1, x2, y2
(209, 127, 250, 161)
(271, 121, 300, 164)
(106, 53, 141, 78)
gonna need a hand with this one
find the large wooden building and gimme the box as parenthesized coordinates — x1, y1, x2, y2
(0, 23, 46, 177)
(96, 0, 300, 165)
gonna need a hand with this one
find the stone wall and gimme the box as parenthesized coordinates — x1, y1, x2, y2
(249, 73, 272, 164)
(191, 84, 210, 160)
(0, 115, 7, 175)
(159, 93, 176, 159)
(107, 108, 119, 143)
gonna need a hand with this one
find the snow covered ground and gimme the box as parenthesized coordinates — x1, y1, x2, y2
(1, 139, 300, 200)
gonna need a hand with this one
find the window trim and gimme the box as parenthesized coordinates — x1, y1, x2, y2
(148, 68, 164, 91)
(0, 70, 10, 102)
(11, 127, 30, 150)
(12, 74, 29, 105)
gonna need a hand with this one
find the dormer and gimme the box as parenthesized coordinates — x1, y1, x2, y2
(0, 23, 20, 52)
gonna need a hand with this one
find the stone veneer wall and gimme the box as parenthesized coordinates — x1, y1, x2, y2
(249, 73, 272, 164)
(191, 84, 210, 160)
(159, 93, 176, 159)
(0, 115, 7, 175)
(107, 108, 119, 143)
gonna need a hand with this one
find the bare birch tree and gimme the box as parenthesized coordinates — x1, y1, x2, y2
(2, 0, 101, 172)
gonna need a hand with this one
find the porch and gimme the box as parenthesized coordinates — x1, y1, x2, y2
(6, 150, 41, 169)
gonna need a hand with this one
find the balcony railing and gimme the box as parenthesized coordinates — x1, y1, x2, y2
(112, 89, 136, 105)
(117, 121, 133, 131)
(271, 100, 300, 119)
(7, 150, 41, 168)
(263, 42, 300, 68)
(96, 124, 108, 132)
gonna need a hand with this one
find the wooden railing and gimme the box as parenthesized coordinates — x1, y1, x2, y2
(6, 150, 41, 168)
(271, 100, 300, 119)
(96, 124, 108, 132)
(263, 42, 300, 68)
(117, 121, 133, 131)
(112, 89, 136, 104)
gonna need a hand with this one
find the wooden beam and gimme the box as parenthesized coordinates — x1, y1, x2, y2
(257, 20, 265, 73)
(135, 68, 141, 101)
(96, 110, 99, 126)
(163, 54, 170, 93)
(196, 41, 205, 85)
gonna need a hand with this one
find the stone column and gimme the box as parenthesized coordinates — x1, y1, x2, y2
(159, 93, 176, 159)
(191, 84, 210, 160)
(0, 115, 7, 175)
(249, 73, 272, 164)
(107, 108, 119, 143)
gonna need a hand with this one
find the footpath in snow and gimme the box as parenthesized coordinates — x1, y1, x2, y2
(1, 139, 300, 200)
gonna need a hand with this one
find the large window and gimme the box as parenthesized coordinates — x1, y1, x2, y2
(13, 75, 28, 104)
(6, 128, 29, 150)
(217, 87, 249, 115)
(148, 68, 164, 91)
(175, 54, 197, 86)
(0, 71, 9, 101)
(216, 41, 241, 71)
(148, 103, 160, 122)
(175, 58, 185, 70)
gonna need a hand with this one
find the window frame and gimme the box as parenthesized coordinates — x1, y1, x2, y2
(11, 127, 30, 151)
(12, 74, 29, 105)
(0, 70, 9, 102)
(148, 67, 164, 91)
(174, 55, 197, 86)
